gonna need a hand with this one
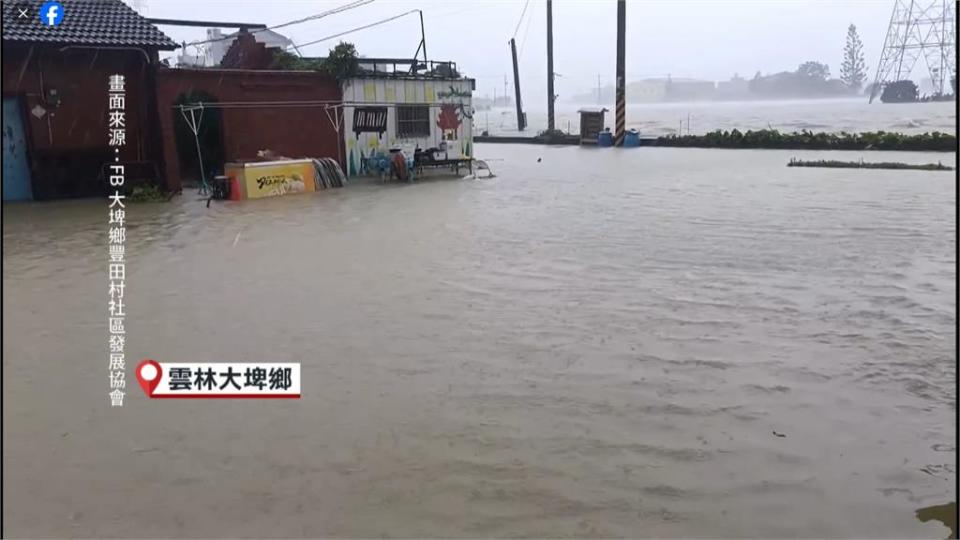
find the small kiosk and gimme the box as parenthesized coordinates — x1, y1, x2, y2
(577, 107, 608, 145)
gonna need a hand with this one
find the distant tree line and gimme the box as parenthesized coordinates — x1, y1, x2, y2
(570, 24, 955, 104)
(748, 24, 867, 98)
(748, 61, 851, 98)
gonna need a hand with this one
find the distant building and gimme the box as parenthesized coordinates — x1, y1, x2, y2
(624, 77, 716, 102)
(626, 79, 668, 102)
(176, 52, 206, 67)
(716, 74, 750, 100)
(664, 76, 716, 101)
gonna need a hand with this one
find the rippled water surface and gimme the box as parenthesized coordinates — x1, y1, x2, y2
(3, 146, 956, 538)
(476, 98, 957, 136)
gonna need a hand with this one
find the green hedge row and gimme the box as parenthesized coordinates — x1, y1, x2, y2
(654, 129, 957, 152)
(787, 158, 953, 170)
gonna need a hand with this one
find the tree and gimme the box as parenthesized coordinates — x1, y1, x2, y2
(322, 42, 359, 81)
(270, 50, 324, 70)
(840, 24, 867, 91)
(269, 42, 359, 81)
(880, 80, 919, 103)
(797, 61, 830, 81)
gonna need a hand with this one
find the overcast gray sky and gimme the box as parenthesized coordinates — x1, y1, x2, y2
(135, 0, 897, 104)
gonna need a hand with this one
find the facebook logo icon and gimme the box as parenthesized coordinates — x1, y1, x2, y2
(39, 1, 64, 26)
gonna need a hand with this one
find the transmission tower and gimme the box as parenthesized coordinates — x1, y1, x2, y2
(869, 0, 956, 102)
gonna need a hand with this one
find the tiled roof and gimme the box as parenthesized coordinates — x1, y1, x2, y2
(2, 0, 177, 50)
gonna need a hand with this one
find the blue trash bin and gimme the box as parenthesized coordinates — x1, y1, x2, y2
(597, 130, 613, 147)
(623, 129, 641, 147)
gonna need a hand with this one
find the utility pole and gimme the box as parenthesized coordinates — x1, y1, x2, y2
(546, 0, 555, 131)
(614, 0, 626, 146)
(504, 74, 508, 106)
(597, 74, 602, 105)
(510, 38, 527, 131)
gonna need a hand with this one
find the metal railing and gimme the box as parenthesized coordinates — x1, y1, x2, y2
(354, 57, 460, 78)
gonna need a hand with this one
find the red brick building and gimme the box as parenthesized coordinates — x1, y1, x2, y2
(3, 1, 345, 199)
(1, 0, 176, 200)
(155, 67, 344, 192)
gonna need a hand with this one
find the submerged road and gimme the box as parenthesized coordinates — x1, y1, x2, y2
(3, 145, 956, 538)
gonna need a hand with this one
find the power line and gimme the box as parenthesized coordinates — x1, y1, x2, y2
(518, 3, 536, 57)
(269, 0, 374, 33)
(183, 0, 374, 47)
(291, 10, 420, 51)
(512, 0, 531, 40)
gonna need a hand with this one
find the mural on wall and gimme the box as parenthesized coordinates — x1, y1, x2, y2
(437, 86, 471, 100)
(343, 79, 474, 176)
(439, 86, 473, 117)
(437, 85, 473, 141)
(346, 138, 357, 176)
(437, 104, 462, 141)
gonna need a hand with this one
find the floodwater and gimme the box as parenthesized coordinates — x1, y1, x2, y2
(476, 98, 957, 136)
(3, 146, 956, 538)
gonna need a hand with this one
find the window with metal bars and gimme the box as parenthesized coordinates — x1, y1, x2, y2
(396, 105, 431, 138)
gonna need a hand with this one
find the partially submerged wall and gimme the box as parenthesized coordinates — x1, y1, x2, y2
(155, 68, 343, 191)
(1, 45, 159, 199)
(341, 77, 474, 176)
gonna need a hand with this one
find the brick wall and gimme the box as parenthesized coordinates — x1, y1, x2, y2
(155, 68, 344, 192)
(1, 44, 159, 198)
(220, 31, 276, 70)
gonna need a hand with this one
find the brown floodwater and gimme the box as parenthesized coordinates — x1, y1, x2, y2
(3, 146, 956, 538)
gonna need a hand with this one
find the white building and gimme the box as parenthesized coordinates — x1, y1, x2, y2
(341, 74, 475, 177)
(175, 52, 206, 67)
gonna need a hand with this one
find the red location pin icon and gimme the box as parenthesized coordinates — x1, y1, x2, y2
(136, 359, 162, 398)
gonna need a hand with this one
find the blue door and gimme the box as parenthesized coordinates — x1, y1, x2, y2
(3, 97, 33, 201)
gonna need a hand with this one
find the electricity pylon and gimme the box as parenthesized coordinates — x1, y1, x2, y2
(869, 0, 955, 102)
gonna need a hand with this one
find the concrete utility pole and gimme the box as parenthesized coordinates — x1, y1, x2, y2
(510, 38, 527, 131)
(546, 0, 555, 131)
(614, 0, 626, 145)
